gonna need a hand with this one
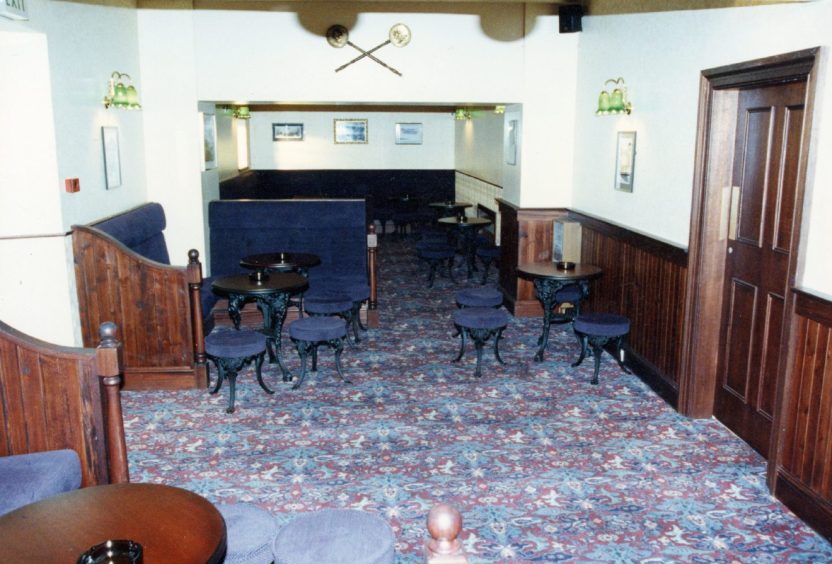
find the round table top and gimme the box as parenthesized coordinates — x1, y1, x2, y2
(0, 483, 226, 564)
(437, 216, 492, 227)
(517, 262, 603, 281)
(212, 272, 309, 296)
(240, 251, 321, 271)
(428, 201, 473, 209)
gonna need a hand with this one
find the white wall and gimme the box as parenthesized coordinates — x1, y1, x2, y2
(454, 110, 504, 186)
(0, 0, 146, 344)
(572, 2, 832, 295)
(249, 111, 454, 169)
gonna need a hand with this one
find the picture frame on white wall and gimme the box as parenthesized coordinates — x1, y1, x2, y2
(395, 123, 422, 145)
(615, 131, 636, 193)
(101, 126, 122, 189)
(273, 123, 304, 141)
(334, 119, 368, 144)
(505, 120, 518, 165)
(203, 113, 217, 170)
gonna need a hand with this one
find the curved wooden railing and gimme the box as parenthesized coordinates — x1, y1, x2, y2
(0, 320, 128, 486)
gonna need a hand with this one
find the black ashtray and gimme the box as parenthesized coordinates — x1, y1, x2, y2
(249, 271, 269, 283)
(78, 539, 143, 564)
(555, 261, 576, 270)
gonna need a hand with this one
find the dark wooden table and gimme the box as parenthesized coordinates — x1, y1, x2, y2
(240, 252, 321, 276)
(428, 201, 473, 217)
(212, 272, 309, 382)
(517, 262, 603, 362)
(0, 483, 226, 563)
(438, 216, 492, 279)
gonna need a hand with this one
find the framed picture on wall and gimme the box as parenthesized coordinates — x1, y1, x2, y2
(615, 131, 636, 192)
(395, 122, 422, 145)
(101, 126, 122, 189)
(273, 123, 304, 141)
(334, 119, 368, 144)
(202, 113, 217, 170)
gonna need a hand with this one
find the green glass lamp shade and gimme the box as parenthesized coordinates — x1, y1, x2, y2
(609, 88, 625, 113)
(112, 82, 129, 108)
(126, 85, 141, 109)
(234, 106, 251, 119)
(596, 90, 611, 115)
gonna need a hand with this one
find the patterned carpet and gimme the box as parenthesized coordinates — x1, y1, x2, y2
(123, 238, 832, 562)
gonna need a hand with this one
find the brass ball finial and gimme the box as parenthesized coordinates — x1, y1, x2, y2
(426, 503, 462, 555)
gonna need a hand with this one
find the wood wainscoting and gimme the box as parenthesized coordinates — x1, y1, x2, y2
(496, 200, 688, 406)
(772, 289, 832, 539)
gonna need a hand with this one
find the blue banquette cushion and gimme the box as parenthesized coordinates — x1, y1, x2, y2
(0, 450, 82, 516)
(93, 203, 170, 265)
(209, 200, 368, 284)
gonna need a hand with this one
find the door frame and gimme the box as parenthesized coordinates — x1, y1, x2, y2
(678, 49, 820, 457)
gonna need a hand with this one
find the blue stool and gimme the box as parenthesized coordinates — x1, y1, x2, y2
(309, 280, 370, 343)
(272, 509, 395, 564)
(288, 317, 350, 390)
(304, 290, 355, 347)
(572, 313, 632, 385)
(205, 330, 269, 413)
(475, 245, 501, 285)
(456, 287, 503, 308)
(452, 307, 509, 377)
(216, 504, 277, 564)
(417, 244, 456, 288)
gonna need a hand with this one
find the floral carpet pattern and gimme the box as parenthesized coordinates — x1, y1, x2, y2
(123, 238, 832, 562)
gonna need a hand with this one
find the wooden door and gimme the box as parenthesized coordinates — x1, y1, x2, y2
(714, 80, 806, 457)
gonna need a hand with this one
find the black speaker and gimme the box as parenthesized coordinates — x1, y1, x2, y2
(559, 4, 583, 34)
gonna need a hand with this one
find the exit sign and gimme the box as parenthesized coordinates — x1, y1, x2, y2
(0, 0, 28, 20)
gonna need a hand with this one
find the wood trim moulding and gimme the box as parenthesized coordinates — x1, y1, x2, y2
(455, 170, 504, 191)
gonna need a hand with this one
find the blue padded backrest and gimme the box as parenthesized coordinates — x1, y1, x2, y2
(209, 199, 367, 281)
(93, 203, 171, 265)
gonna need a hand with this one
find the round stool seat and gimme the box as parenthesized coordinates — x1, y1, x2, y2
(217, 503, 277, 564)
(456, 287, 502, 308)
(272, 509, 395, 564)
(418, 245, 455, 260)
(574, 312, 630, 337)
(289, 316, 347, 342)
(476, 245, 501, 259)
(554, 283, 583, 304)
(304, 291, 353, 315)
(205, 330, 267, 358)
(453, 307, 509, 330)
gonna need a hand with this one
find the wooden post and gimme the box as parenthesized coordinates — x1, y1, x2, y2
(96, 322, 129, 484)
(367, 224, 378, 311)
(425, 503, 467, 564)
(187, 249, 208, 374)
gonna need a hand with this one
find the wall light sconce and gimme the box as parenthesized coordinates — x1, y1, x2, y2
(454, 108, 472, 121)
(596, 77, 632, 116)
(233, 106, 251, 119)
(103, 71, 141, 110)
(493, 105, 506, 114)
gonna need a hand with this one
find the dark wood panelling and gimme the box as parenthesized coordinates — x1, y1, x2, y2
(774, 289, 832, 540)
(73, 226, 206, 390)
(0, 320, 128, 487)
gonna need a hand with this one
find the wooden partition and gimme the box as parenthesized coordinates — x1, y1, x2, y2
(0, 320, 128, 487)
(772, 290, 832, 539)
(73, 226, 206, 390)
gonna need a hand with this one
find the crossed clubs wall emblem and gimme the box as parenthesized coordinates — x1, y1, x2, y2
(326, 23, 412, 77)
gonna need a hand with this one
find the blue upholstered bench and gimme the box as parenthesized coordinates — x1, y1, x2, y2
(0, 450, 81, 516)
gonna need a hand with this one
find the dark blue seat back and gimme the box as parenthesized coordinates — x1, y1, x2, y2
(92, 203, 170, 265)
(209, 199, 367, 282)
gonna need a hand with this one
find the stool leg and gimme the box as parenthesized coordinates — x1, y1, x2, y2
(494, 328, 506, 365)
(614, 336, 631, 374)
(427, 260, 438, 288)
(312, 344, 318, 372)
(473, 335, 484, 378)
(571, 333, 588, 368)
(332, 337, 352, 384)
(453, 325, 466, 362)
(254, 352, 273, 394)
(208, 358, 224, 394)
(480, 257, 492, 285)
(447, 258, 456, 283)
(292, 339, 310, 390)
(355, 301, 367, 331)
(589, 340, 604, 385)
(226, 368, 238, 413)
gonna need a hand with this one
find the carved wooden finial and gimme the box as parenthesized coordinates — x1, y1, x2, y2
(98, 321, 118, 348)
(369, 223, 377, 234)
(425, 503, 466, 563)
(188, 248, 200, 263)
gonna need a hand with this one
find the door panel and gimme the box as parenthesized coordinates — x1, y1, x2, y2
(715, 80, 806, 457)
